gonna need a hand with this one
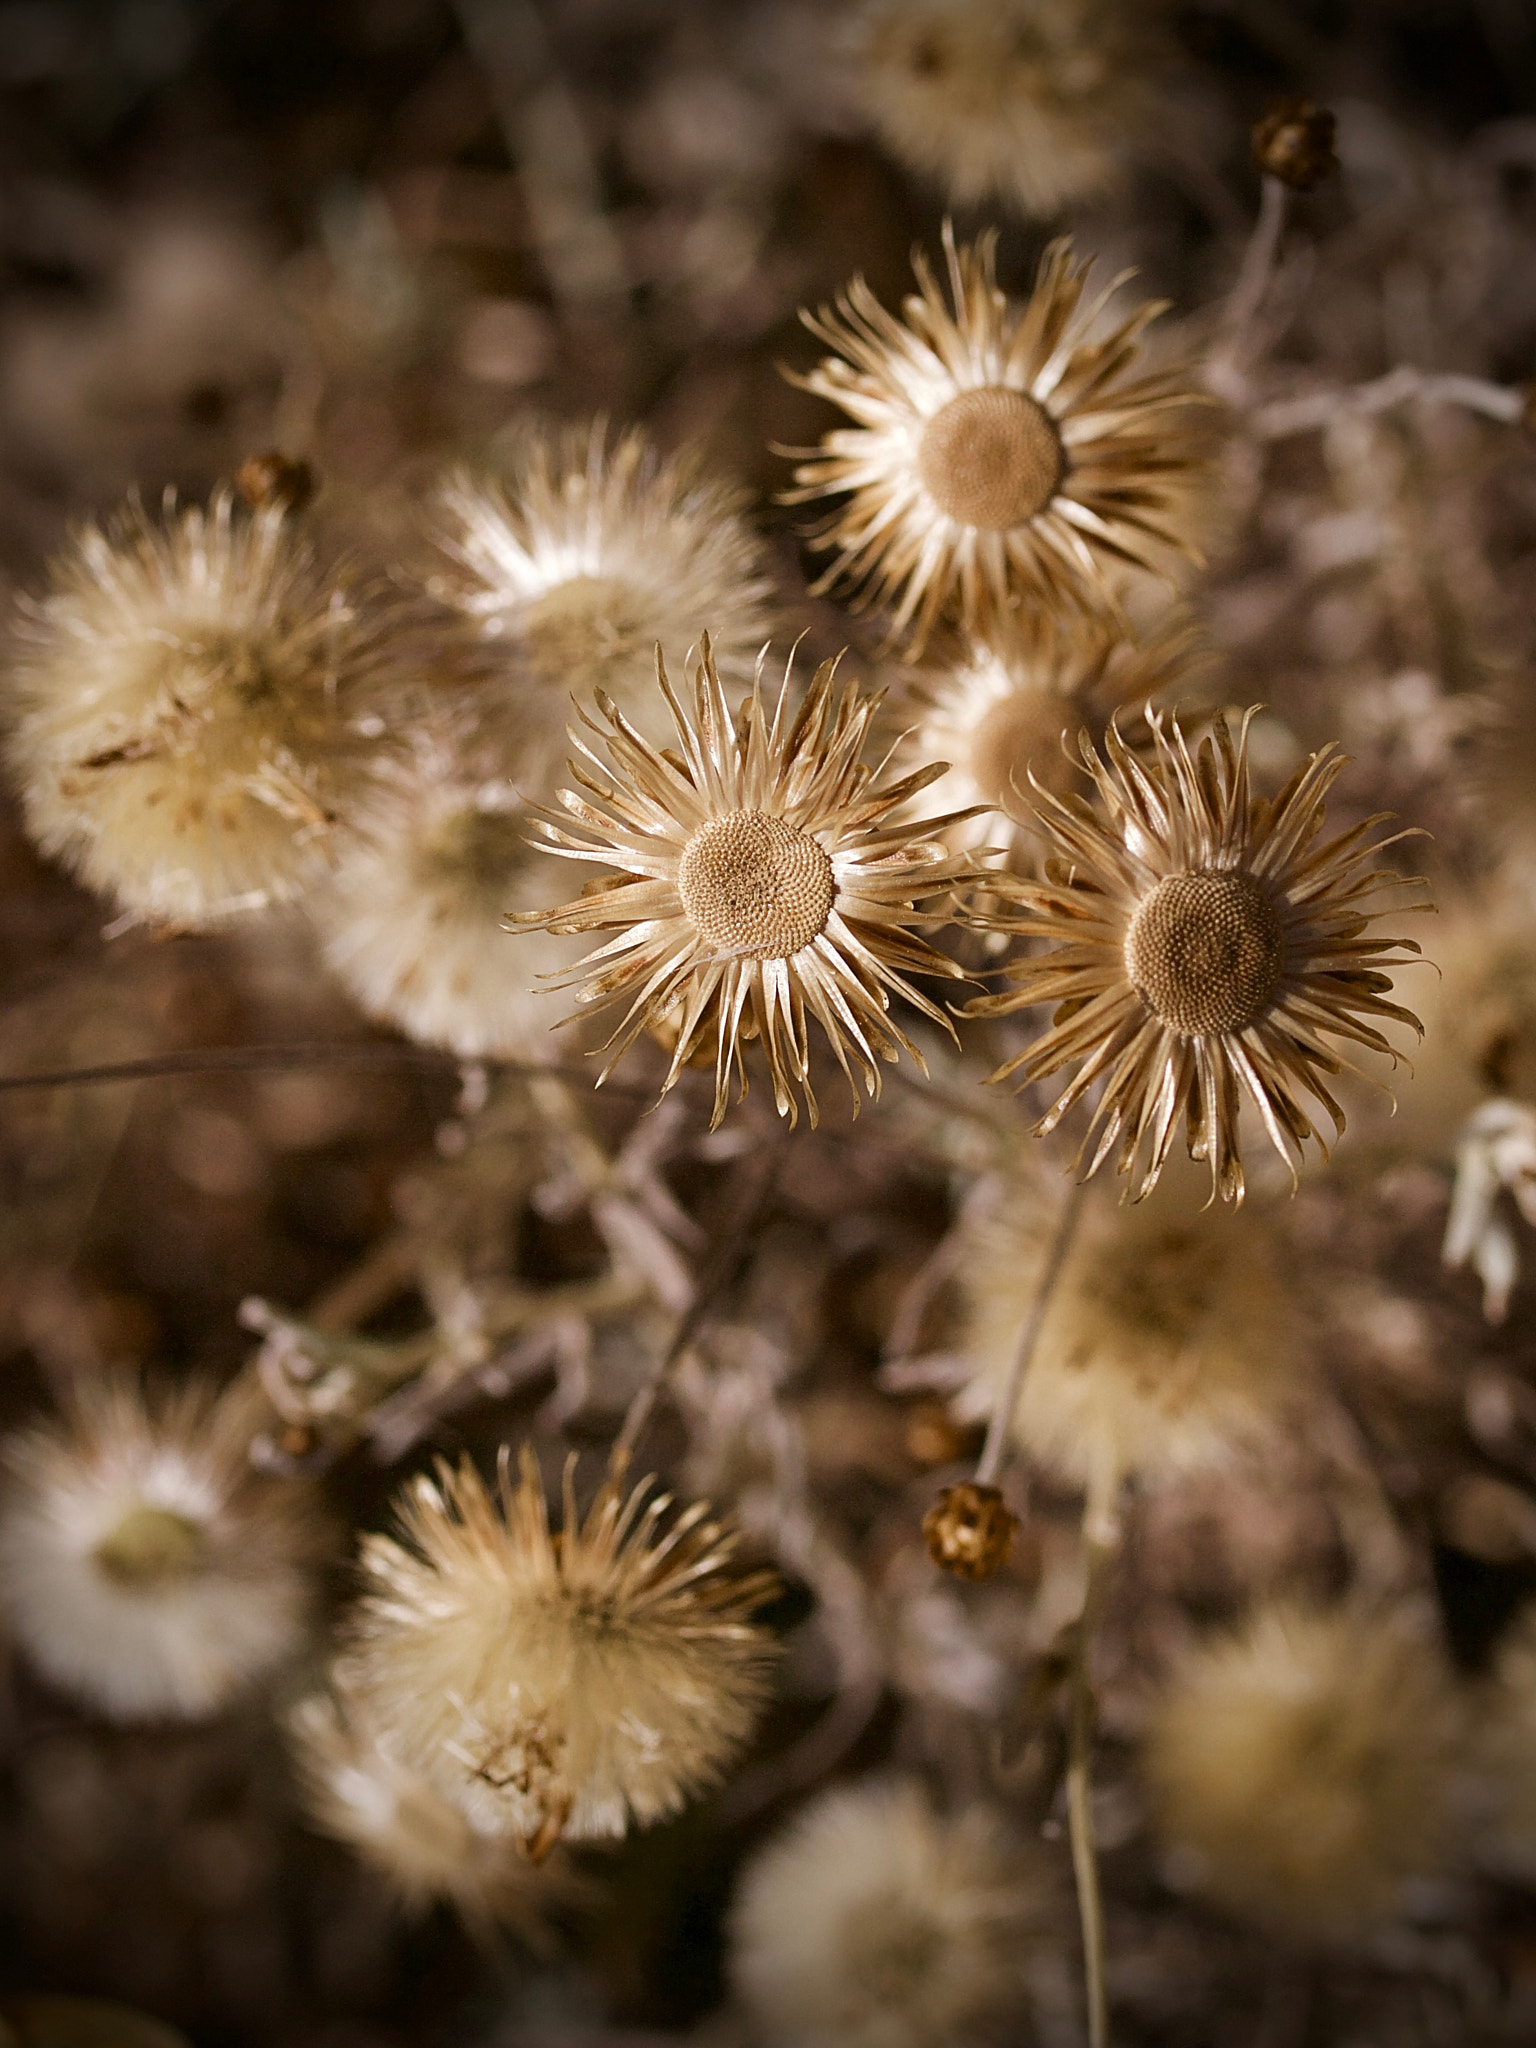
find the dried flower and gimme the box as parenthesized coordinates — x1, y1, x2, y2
(512, 639, 981, 1128)
(0, 1380, 323, 1721)
(953, 1164, 1308, 1487)
(289, 1687, 583, 1936)
(967, 707, 1426, 1203)
(729, 1776, 1046, 2048)
(893, 614, 1200, 853)
(852, 0, 1157, 217)
(434, 421, 774, 766)
(787, 227, 1206, 650)
(1442, 1098, 1536, 1323)
(1143, 1601, 1457, 1937)
(313, 713, 580, 1060)
(5, 490, 393, 927)
(922, 1482, 1018, 1581)
(1252, 96, 1339, 193)
(342, 1446, 777, 1852)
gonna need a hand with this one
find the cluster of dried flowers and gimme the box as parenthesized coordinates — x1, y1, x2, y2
(6, 4, 1536, 2043)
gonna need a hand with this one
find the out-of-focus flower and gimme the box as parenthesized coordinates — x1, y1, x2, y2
(953, 1164, 1307, 1487)
(512, 639, 982, 1128)
(433, 421, 774, 766)
(851, 0, 1158, 217)
(1143, 1600, 1457, 1937)
(5, 490, 393, 928)
(893, 614, 1200, 853)
(967, 707, 1427, 1203)
(921, 1481, 1018, 1581)
(289, 1687, 584, 1936)
(787, 228, 1206, 650)
(729, 1775, 1047, 2048)
(1442, 1098, 1536, 1323)
(342, 1446, 777, 1853)
(0, 1380, 323, 1721)
(313, 712, 579, 1061)
(1252, 96, 1339, 192)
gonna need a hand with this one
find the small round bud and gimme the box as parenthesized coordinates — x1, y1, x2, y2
(1252, 96, 1338, 192)
(904, 1401, 971, 1469)
(236, 450, 317, 514)
(922, 1481, 1018, 1581)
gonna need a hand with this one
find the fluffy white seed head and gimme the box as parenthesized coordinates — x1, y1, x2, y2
(729, 1776, 1048, 2048)
(0, 1379, 323, 1721)
(289, 1687, 582, 1935)
(1143, 1601, 1458, 1938)
(433, 421, 775, 768)
(5, 491, 395, 927)
(851, 0, 1157, 216)
(341, 1447, 778, 1851)
(954, 1163, 1310, 1488)
(312, 715, 580, 1060)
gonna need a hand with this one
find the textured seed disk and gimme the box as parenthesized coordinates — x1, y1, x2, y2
(1124, 870, 1285, 1035)
(677, 809, 835, 960)
(917, 386, 1064, 531)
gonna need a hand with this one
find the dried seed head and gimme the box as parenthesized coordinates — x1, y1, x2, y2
(676, 810, 836, 960)
(1252, 96, 1338, 192)
(730, 1776, 1050, 2048)
(1124, 871, 1286, 1036)
(341, 1448, 778, 1847)
(791, 231, 1208, 650)
(1144, 1601, 1457, 1936)
(922, 1482, 1017, 1582)
(0, 1379, 325, 1721)
(916, 387, 1063, 531)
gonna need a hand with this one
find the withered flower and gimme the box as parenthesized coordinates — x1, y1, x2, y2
(1251, 96, 1339, 193)
(786, 227, 1206, 649)
(967, 708, 1426, 1202)
(513, 638, 983, 1128)
(342, 1446, 778, 1853)
(922, 1481, 1018, 1582)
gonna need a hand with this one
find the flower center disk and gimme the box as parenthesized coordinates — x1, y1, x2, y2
(917, 386, 1065, 532)
(1124, 870, 1285, 1036)
(677, 809, 836, 961)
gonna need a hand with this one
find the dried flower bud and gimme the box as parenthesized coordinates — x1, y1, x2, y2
(236, 451, 317, 514)
(1252, 96, 1338, 192)
(922, 1481, 1017, 1582)
(904, 1401, 971, 1469)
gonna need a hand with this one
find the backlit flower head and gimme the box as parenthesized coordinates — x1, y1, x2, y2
(852, 0, 1159, 217)
(289, 1686, 584, 1936)
(313, 711, 579, 1061)
(341, 1445, 777, 1853)
(954, 1162, 1308, 1487)
(0, 1378, 323, 1721)
(513, 637, 984, 1128)
(967, 707, 1427, 1203)
(434, 421, 775, 766)
(787, 227, 1206, 650)
(729, 1775, 1047, 2048)
(894, 613, 1200, 854)
(6, 490, 394, 928)
(1143, 1601, 1457, 1938)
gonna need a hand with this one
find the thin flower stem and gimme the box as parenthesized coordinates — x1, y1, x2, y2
(975, 1175, 1087, 1487)
(1068, 1450, 1123, 2048)
(1252, 364, 1525, 439)
(1206, 174, 1288, 400)
(1226, 175, 1289, 350)
(609, 1132, 786, 1475)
